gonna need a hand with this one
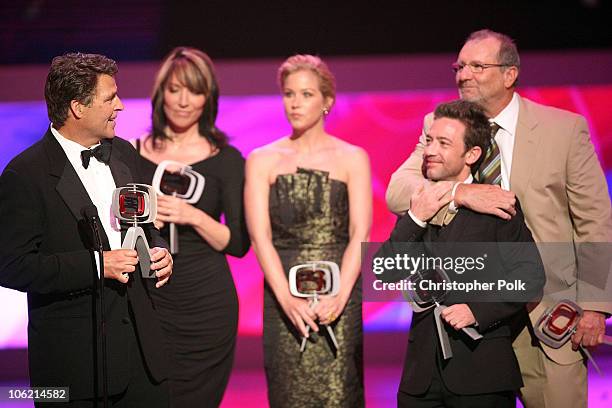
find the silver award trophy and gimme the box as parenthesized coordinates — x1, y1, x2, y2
(289, 261, 340, 353)
(404, 268, 482, 359)
(152, 160, 205, 254)
(535, 299, 612, 374)
(111, 183, 158, 278)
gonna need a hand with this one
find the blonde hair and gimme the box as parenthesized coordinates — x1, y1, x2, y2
(277, 54, 336, 110)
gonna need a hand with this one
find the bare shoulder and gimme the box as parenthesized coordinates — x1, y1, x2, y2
(327, 137, 370, 184)
(331, 137, 370, 164)
(246, 137, 290, 168)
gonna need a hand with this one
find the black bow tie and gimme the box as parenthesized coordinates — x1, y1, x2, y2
(81, 142, 112, 169)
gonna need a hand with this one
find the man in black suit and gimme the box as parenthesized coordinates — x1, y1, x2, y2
(379, 100, 545, 407)
(0, 53, 173, 407)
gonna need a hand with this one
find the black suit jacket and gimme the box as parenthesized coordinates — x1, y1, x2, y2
(380, 202, 544, 395)
(0, 129, 169, 399)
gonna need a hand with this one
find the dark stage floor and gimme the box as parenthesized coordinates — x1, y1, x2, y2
(1, 333, 611, 407)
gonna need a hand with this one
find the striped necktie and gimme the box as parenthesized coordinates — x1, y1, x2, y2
(476, 122, 502, 185)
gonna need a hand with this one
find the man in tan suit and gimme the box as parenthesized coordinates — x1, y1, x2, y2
(386, 29, 612, 408)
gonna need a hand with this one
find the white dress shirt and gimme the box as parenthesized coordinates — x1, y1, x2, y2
(51, 126, 121, 253)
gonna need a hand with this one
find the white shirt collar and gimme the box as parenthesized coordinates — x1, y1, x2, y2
(50, 125, 101, 170)
(491, 92, 519, 136)
(464, 174, 474, 184)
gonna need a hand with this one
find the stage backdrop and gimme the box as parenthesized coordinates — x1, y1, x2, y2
(1, 85, 612, 348)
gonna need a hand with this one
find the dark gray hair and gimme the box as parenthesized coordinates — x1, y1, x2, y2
(467, 29, 520, 88)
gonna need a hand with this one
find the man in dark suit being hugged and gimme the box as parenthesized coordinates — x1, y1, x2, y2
(381, 100, 545, 407)
(386, 29, 612, 408)
(0, 53, 173, 407)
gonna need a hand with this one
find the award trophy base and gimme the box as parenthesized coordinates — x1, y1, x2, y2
(535, 299, 612, 375)
(434, 304, 483, 360)
(170, 222, 179, 254)
(299, 294, 339, 354)
(122, 226, 154, 278)
(288, 261, 341, 356)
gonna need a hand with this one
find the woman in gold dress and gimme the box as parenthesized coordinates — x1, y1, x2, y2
(245, 55, 372, 407)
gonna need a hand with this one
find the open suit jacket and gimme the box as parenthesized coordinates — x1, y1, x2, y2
(379, 202, 545, 395)
(385, 95, 612, 364)
(0, 129, 169, 400)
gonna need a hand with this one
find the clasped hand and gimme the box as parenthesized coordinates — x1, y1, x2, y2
(410, 182, 518, 223)
(454, 183, 516, 220)
(440, 304, 476, 330)
(280, 293, 348, 338)
(409, 181, 453, 222)
(571, 310, 607, 350)
(155, 195, 196, 228)
(314, 295, 347, 326)
(103, 247, 173, 288)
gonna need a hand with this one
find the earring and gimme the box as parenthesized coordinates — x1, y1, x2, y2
(323, 107, 329, 115)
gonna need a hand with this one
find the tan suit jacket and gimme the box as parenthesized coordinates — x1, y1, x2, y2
(386, 94, 612, 364)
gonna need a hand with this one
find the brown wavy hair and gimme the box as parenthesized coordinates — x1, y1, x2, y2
(150, 47, 227, 148)
(434, 99, 491, 173)
(45, 53, 118, 128)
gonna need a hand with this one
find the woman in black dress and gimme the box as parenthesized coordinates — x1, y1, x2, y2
(134, 47, 250, 407)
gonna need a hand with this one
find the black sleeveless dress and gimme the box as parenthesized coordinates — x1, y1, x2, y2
(137, 141, 250, 407)
(264, 167, 364, 408)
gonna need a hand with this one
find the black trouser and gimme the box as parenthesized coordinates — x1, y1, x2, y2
(38, 311, 168, 408)
(397, 363, 515, 408)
